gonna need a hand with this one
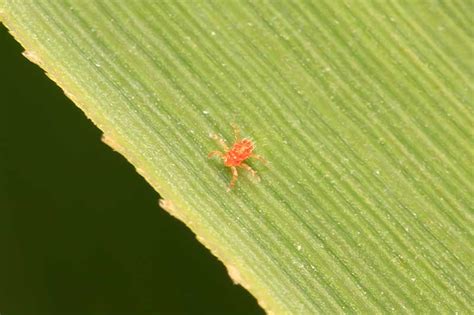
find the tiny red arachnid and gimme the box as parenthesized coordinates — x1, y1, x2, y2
(208, 124, 266, 191)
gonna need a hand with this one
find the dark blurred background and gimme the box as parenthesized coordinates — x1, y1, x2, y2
(0, 23, 262, 314)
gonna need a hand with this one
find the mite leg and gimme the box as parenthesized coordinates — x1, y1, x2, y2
(240, 163, 260, 182)
(208, 150, 224, 159)
(228, 166, 239, 192)
(231, 123, 241, 142)
(251, 154, 267, 164)
(210, 133, 229, 151)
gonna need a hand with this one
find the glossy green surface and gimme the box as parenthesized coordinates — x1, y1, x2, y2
(1, 1, 472, 312)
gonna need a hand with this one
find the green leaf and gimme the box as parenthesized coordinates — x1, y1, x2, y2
(1, 0, 472, 312)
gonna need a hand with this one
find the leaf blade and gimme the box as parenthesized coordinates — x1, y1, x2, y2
(2, 0, 472, 312)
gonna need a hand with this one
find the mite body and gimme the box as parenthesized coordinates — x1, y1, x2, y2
(223, 138, 254, 166)
(208, 125, 265, 191)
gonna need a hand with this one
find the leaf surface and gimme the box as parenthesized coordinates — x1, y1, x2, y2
(1, 1, 472, 312)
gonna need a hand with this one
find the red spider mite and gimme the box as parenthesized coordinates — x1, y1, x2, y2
(208, 124, 266, 191)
